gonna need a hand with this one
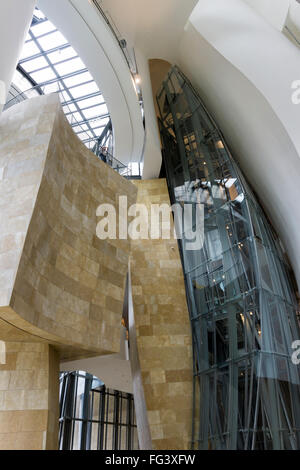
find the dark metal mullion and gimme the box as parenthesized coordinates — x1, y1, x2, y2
(104, 389, 110, 450)
(61, 417, 126, 426)
(87, 388, 94, 450)
(98, 386, 106, 450)
(58, 374, 67, 448)
(79, 375, 92, 450)
(59, 374, 138, 451)
(17, 65, 43, 95)
(119, 393, 123, 450)
(31, 17, 48, 27)
(113, 391, 120, 450)
(60, 373, 76, 450)
(69, 373, 77, 451)
(127, 393, 132, 450)
(70, 373, 79, 450)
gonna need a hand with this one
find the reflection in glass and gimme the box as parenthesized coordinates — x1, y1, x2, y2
(157, 66, 300, 450)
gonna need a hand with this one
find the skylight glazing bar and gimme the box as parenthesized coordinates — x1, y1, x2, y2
(10, 6, 114, 152)
(71, 115, 110, 126)
(19, 45, 76, 64)
(27, 54, 80, 74)
(25, 31, 58, 45)
(66, 101, 106, 115)
(27, 69, 89, 88)
(27, 29, 96, 141)
(30, 28, 58, 41)
(61, 92, 103, 107)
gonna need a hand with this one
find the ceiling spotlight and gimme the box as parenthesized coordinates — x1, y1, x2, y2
(135, 75, 141, 85)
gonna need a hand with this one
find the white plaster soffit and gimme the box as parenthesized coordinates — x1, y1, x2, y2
(188, 0, 300, 162)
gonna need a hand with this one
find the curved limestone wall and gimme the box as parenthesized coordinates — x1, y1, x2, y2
(0, 94, 137, 359)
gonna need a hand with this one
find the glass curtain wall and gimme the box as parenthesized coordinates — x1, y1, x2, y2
(59, 372, 139, 450)
(157, 66, 300, 450)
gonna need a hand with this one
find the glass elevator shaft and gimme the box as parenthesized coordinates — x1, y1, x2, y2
(157, 66, 300, 450)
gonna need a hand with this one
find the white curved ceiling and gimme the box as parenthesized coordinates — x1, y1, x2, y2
(179, 0, 300, 287)
(99, 0, 198, 61)
(37, 0, 300, 287)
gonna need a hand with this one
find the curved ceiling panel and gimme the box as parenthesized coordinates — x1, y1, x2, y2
(179, 18, 300, 289)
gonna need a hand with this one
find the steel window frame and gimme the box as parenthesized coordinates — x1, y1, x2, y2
(20, 14, 110, 144)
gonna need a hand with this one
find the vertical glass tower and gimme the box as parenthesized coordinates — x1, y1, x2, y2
(157, 66, 300, 450)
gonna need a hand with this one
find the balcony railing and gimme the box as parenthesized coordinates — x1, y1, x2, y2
(4, 85, 143, 179)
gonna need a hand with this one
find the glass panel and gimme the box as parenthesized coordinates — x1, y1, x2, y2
(90, 117, 110, 128)
(37, 31, 68, 50)
(11, 70, 33, 93)
(31, 20, 56, 37)
(21, 56, 49, 73)
(82, 104, 108, 120)
(158, 66, 300, 450)
(63, 72, 93, 88)
(10, 5, 113, 174)
(73, 125, 88, 133)
(43, 82, 60, 94)
(30, 67, 56, 83)
(47, 46, 77, 64)
(66, 112, 82, 124)
(63, 103, 77, 113)
(77, 95, 103, 110)
(20, 41, 40, 59)
(54, 57, 86, 76)
(70, 82, 99, 100)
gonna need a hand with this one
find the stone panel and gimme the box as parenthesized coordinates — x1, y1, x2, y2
(131, 179, 193, 450)
(0, 95, 137, 358)
(0, 342, 59, 450)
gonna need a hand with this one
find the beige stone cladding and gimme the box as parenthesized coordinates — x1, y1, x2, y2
(131, 179, 193, 450)
(0, 94, 137, 358)
(0, 342, 59, 450)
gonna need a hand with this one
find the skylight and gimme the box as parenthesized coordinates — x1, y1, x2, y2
(11, 7, 110, 150)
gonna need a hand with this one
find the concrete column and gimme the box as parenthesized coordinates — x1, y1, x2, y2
(0, 0, 36, 111)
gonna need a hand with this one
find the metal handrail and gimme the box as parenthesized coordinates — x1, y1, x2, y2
(91, 0, 146, 160)
(4, 85, 137, 176)
(91, 0, 137, 76)
(7, 84, 102, 146)
(4, 83, 142, 178)
(6, 81, 108, 140)
(5, 1, 146, 177)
